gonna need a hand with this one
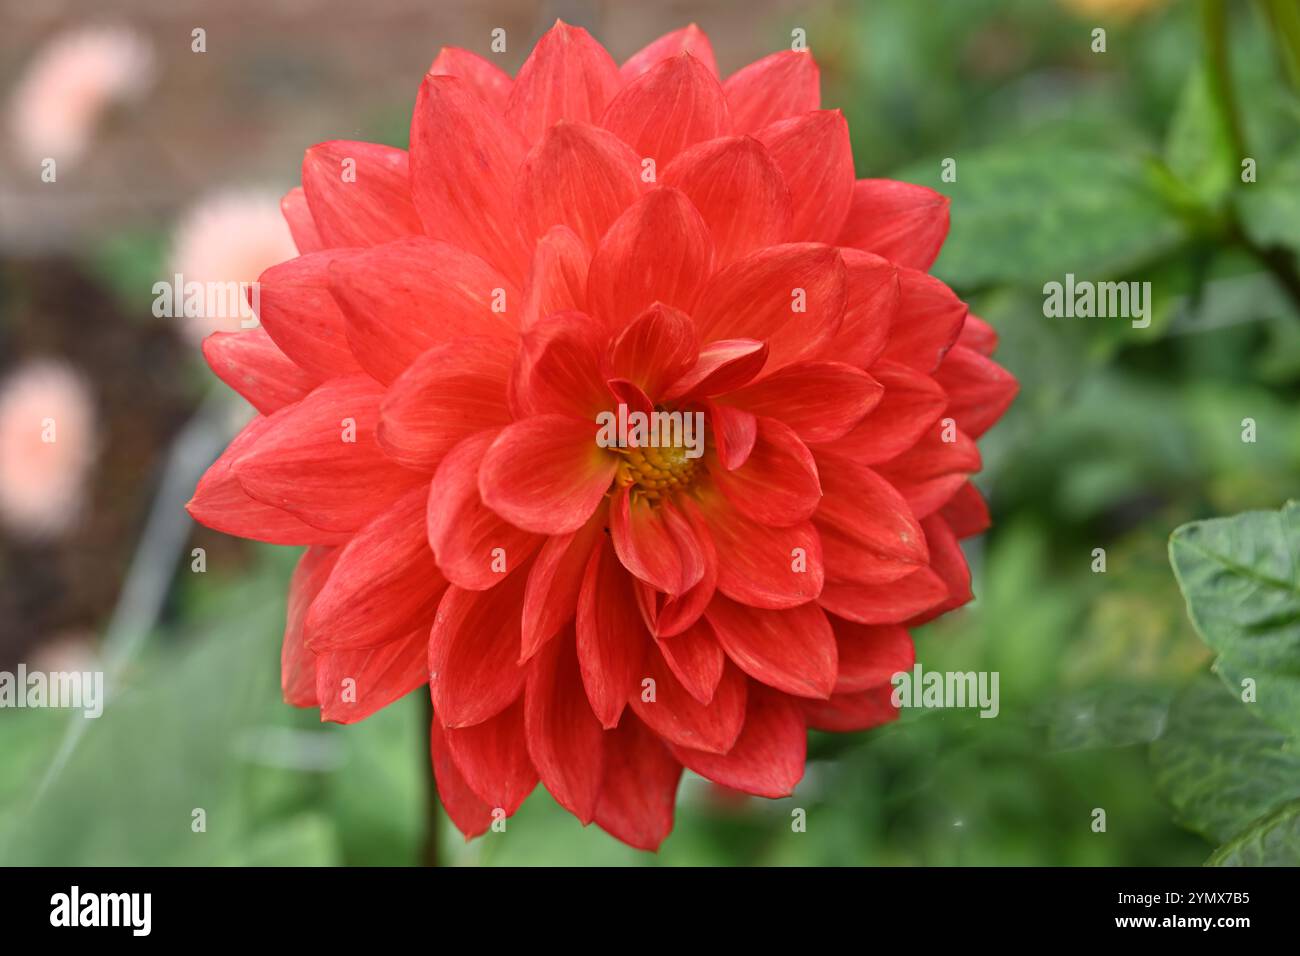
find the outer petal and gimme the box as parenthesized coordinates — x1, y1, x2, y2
(723, 50, 819, 134)
(755, 110, 854, 243)
(710, 416, 821, 527)
(706, 595, 837, 699)
(722, 361, 882, 444)
(818, 567, 948, 625)
(232, 376, 425, 534)
(830, 618, 915, 693)
(933, 345, 1018, 439)
(187, 416, 349, 546)
(876, 426, 981, 519)
(621, 24, 719, 80)
(586, 188, 713, 332)
(301, 141, 422, 249)
(600, 53, 729, 168)
(802, 684, 899, 732)
(692, 243, 846, 373)
(907, 515, 974, 626)
(429, 46, 513, 111)
(281, 545, 338, 707)
(515, 121, 645, 251)
(631, 644, 747, 754)
(654, 618, 726, 705)
(303, 485, 446, 651)
(429, 572, 530, 728)
(444, 697, 538, 814)
(671, 684, 806, 797)
(520, 512, 604, 661)
(525, 627, 606, 823)
(821, 249, 900, 369)
(576, 536, 649, 728)
(505, 21, 622, 144)
(880, 268, 967, 373)
(939, 481, 990, 539)
(255, 251, 364, 380)
(813, 453, 929, 586)
(280, 187, 323, 254)
(316, 628, 429, 723)
(410, 75, 530, 284)
(201, 327, 317, 416)
(830, 360, 948, 466)
(837, 179, 950, 272)
(329, 238, 518, 386)
(427, 430, 542, 590)
(430, 716, 494, 839)
(958, 314, 999, 356)
(594, 712, 682, 851)
(662, 135, 792, 266)
(378, 336, 515, 472)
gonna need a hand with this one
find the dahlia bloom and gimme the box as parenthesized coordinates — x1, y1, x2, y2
(0, 359, 97, 541)
(188, 22, 1016, 850)
(7, 24, 154, 166)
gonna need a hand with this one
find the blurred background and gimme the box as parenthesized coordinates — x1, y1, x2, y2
(1, 0, 1297, 865)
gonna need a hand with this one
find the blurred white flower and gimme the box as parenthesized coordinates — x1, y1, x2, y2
(8, 24, 156, 166)
(0, 359, 97, 541)
(168, 190, 299, 340)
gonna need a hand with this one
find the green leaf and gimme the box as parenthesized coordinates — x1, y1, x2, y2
(1207, 798, 1300, 866)
(1169, 500, 1300, 735)
(1238, 158, 1300, 253)
(1150, 677, 1300, 844)
(1163, 67, 1236, 208)
(1047, 684, 1174, 752)
(893, 143, 1182, 290)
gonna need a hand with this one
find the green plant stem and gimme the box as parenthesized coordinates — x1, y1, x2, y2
(422, 694, 441, 866)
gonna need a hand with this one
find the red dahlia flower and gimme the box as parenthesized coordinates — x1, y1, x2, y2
(189, 21, 1017, 850)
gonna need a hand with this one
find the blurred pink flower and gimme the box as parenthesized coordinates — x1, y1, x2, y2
(7, 24, 155, 167)
(0, 359, 97, 541)
(168, 190, 299, 340)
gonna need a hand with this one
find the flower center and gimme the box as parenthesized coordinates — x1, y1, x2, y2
(616, 443, 699, 500)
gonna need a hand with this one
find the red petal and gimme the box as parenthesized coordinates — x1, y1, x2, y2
(723, 50, 819, 135)
(444, 697, 538, 814)
(281, 546, 338, 707)
(515, 121, 645, 251)
(876, 426, 981, 519)
(505, 21, 622, 144)
(707, 401, 757, 471)
(671, 684, 806, 797)
(426, 431, 542, 590)
(723, 361, 882, 444)
(255, 251, 363, 379)
(803, 684, 899, 732)
(933, 345, 1018, 438)
(576, 536, 649, 728)
(830, 618, 914, 693)
(632, 643, 747, 754)
(601, 53, 729, 169)
(606, 303, 698, 399)
(610, 488, 706, 595)
(280, 187, 323, 254)
(303, 485, 445, 651)
(520, 512, 604, 661)
(939, 481, 990, 539)
(755, 110, 854, 243)
(710, 416, 821, 527)
(707, 595, 837, 699)
(525, 626, 606, 823)
(594, 712, 683, 850)
(329, 237, 518, 386)
(697, 485, 823, 609)
(880, 268, 967, 373)
(232, 376, 424, 534)
(316, 628, 429, 723)
(621, 24, 719, 81)
(201, 327, 317, 415)
(514, 311, 610, 420)
(959, 314, 999, 355)
(378, 336, 515, 472)
(655, 619, 726, 705)
(187, 416, 350, 546)
(586, 188, 713, 332)
(479, 414, 617, 535)
(907, 515, 973, 626)
(662, 135, 792, 266)
(520, 225, 588, 334)
(818, 567, 948, 625)
(410, 75, 530, 284)
(665, 338, 768, 401)
(429, 573, 530, 728)
(821, 249, 900, 369)
(837, 179, 950, 271)
(430, 714, 495, 840)
(429, 46, 513, 112)
(830, 360, 948, 466)
(692, 243, 846, 373)
(814, 454, 929, 586)
(301, 141, 422, 249)
(634, 497, 718, 638)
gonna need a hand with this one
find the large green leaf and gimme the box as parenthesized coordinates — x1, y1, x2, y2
(1164, 67, 1236, 208)
(1150, 677, 1300, 845)
(1168, 500, 1300, 734)
(1238, 157, 1300, 252)
(893, 143, 1182, 290)
(1207, 798, 1300, 866)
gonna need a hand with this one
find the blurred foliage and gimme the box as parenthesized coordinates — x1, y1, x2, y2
(4, 0, 1300, 865)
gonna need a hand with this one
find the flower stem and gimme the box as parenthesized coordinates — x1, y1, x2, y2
(421, 693, 441, 866)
